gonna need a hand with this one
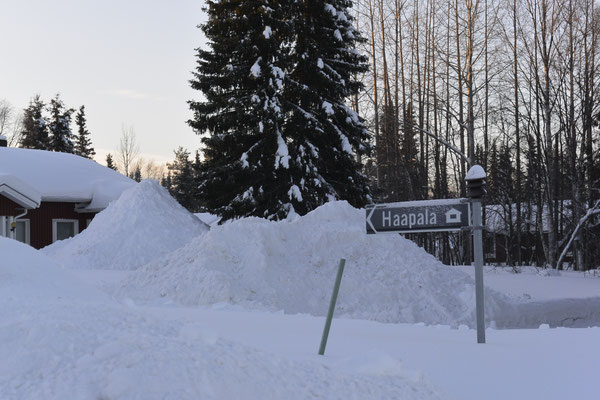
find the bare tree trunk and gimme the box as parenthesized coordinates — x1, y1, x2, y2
(539, 0, 558, 268)
(483, 0, 489, 171)
(566, 0, 582, 270)
(394, 0, 401, 199)
(513, 0, 523, 266)
(414, 0, 425, 199)
(582, 0, 597, 270)
(431, 1, 441, 198)
(454, 0, 466, 197)
(465, 0, 477, 164)
(118, 124, 140, 177)
(368, 0, 381, 185)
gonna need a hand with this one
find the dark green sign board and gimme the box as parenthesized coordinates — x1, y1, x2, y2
(366, 199, 470, 234)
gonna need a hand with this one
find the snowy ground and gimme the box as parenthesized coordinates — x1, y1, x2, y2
(458, 265, 600, 301)
(4, 247, 598, 400)
(1, 238, 443, 400)
(3, 183, 600, 399)
(135, 304, 599, 400)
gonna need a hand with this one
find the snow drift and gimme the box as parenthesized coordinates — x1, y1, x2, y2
(121, 201, 506, 326)
(0, 237, 444, 400)
(43, 180, 209, 270)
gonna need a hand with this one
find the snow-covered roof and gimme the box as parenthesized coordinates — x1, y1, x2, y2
(0, 173, 41, 209)
(0, 147, 135, 212)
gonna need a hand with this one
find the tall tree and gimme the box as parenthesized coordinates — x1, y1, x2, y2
(189, 0, 291, 220)
(74, 105, 95, 159)
(190, 0, 370, 220)
(511, 0, 522, 265)
(19, 95, 49, 150)
(48, 94, 75, 153)
(118, 124, 139, 177)
(0, 99, 13, 138)
(283, 0, 371, 211)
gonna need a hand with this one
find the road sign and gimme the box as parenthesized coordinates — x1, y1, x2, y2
(366, 199, 470, 234)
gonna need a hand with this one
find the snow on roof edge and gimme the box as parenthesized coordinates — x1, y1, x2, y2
(0, 174, 42, 208)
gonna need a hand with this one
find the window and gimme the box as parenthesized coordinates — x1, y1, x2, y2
(15, 219, 30, 245)
(52, 219, 79, 242)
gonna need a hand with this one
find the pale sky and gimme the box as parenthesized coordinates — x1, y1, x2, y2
(0, 0, 207, 165)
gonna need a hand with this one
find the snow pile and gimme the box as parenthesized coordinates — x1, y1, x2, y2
(0, 237, 444, 400)
(122, 201, 506, 326)
(43, 180, 209, 270)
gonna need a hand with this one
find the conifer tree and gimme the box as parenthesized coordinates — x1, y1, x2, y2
(189, 0, 371, 220)
(20, 95, 50, 150)
(283, 0, 371, 212)
(192, 150, 204, 208)
(167, 147, 197, 211)
(132, 165, 142, 182)
(106, 153, 117, 170)
(161, 172, 173, 192)
(48, 94, 75, 153)
(74, 105, 95, 158)
(189, 0, 292, 220)
(397, 103, 421, 201)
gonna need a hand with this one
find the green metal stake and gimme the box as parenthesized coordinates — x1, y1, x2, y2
(318, 258, 346, 355)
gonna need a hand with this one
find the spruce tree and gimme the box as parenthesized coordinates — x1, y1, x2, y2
(132, 165, 142, 182)
(189, 0, 371, 220)
(189, 0, 292, 220)
(74, 105, 95, 158)
(282, 0, 371, 213)
(192, 150, 205, 209)
(397, 102, 421, 201)
(161, 172, 173, 193)
(48, 94, 75, 153)
(20, 95, 50, 150)
(167, 147, 197, 211)
(106, 153, 117, 170)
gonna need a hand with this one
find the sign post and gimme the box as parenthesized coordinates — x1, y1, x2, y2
(466, 165, 487, 344)
(366, 199, 471, 234)
(366, 164, 487, 344)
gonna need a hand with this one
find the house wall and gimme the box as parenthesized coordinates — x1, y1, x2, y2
(2, 194, 98, 248)
(0, 194, 21, 216)
(25, 202, 96, 249)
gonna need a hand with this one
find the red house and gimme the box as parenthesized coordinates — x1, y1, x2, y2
(0, 142, 135, 249)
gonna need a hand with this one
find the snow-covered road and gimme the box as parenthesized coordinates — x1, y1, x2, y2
(134, 302, 599, 400)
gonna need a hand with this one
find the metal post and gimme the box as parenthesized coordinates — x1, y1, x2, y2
(318, 258, 346, 355)
(472, 200, 486, 344)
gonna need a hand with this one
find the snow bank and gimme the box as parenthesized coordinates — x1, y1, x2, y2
(122, 201, 506, 326)
(0, 237, 110, 304)
(0, 237, 444, 400)
(43, 180, 209, 270)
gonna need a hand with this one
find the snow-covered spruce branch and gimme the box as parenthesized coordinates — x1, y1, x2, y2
(556, 200, 600, 269)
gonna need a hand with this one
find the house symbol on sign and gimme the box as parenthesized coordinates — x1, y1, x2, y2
(445, 208, 462, 223)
